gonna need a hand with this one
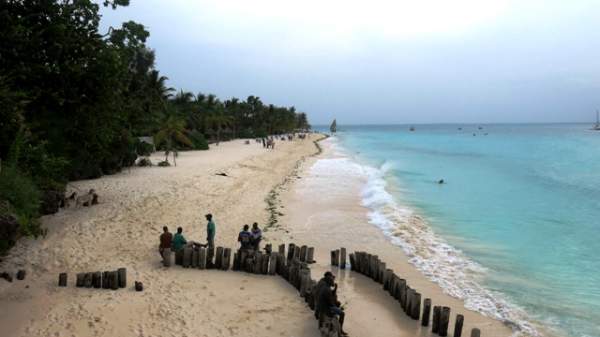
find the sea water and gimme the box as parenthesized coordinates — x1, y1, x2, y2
(316, 124, 600, 337)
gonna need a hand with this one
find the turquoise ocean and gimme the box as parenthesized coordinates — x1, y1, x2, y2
(316, 124, 600, 337)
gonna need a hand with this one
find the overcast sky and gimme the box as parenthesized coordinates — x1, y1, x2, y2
(99, 0, 600, 125)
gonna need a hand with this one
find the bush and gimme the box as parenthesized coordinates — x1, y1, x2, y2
(137, 157, 152, 167)
(188, 131, 209, 150)
(0, 165, 42, 236)
(135, 139, 154, 156)
(157, 160, 170, 167)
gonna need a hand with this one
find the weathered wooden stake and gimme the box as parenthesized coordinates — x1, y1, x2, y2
(182, 246, 192, 268)
(117, 268, 127, 288)
(199, 247, 207, 269)
(215, 247, 224, 269)
(261, 252, 269, 274)
(470, 328, 481, 337)
(411, 292, 421, 320)
(299, 245, 308, 262)
(287, 243, 296, 260)
(16, 270, 26, 280)
(454, 314, 464, 337)
(439, 306, 451, 337)
(421, 298, 431, 327)
(278, 244, 285, 256)
(110, 271, 119, 290)
(84, 273, 93, 288)
(233, 252, 240, 271)
(268, 253, 277, 275)
(222, 248, 231, 270)
(254, 252, 263, 274)
(331, 250, 340, 266)
(307, 247, 314, 263)
(76, 273, 84, 287)
(377, 261, 386, 283)
(58, 273, 68, 287)
(349, 253, 356, 270)
(405, 287, 413, 314)
(102, 271, 110, 289)
(191, 249, 199, 268)
(340, 248, 347, 269)
(92, 272, 102, 288)
(432, 306, 441, 334)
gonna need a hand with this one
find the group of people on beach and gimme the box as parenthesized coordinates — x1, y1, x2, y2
(237, 222, 262, 251)
(158, 213, 216, 267)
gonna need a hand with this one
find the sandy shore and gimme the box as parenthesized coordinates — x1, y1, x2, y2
(0, 134, 512, 337)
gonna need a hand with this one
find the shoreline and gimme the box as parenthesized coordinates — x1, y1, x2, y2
(274, 136, 515, 337)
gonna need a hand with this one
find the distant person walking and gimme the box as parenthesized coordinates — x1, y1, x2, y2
(251, 222, 262, 250)
(206, 213, 216, 267)
(172, 227, 187, 265)
(159, 226, 173, 267)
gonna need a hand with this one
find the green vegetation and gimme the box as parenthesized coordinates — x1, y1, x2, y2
(0, 0, 310, 253)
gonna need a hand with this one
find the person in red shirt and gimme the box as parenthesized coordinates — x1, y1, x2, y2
(159, 226, 173, 267)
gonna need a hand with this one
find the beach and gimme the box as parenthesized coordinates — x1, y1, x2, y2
(0, 134, 511, 337)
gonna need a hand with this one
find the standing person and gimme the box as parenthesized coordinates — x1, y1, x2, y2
(159, 226, 173, 267)
(172, 227, 187, 265)
(205, 213, 216, 267)
(262, 137, 266, 148)
(251, 222, 262, 250)
(238, 224, 252, 251)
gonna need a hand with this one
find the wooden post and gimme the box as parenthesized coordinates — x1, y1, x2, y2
(207, 245, 215, 269)
(102, 271, 110, 289)
(287, 243, 296, 260)
(16, 270, 26, 280)
(349, 253, 356, 270)
(254, 252, 263, 274)
(110, 271, 119, 290)
(411, 292, 421, 320)
(439, 306, 451, 337)
(299, 245, 308, 262)
(470, 328, 481, 337)
(215, 247, 224, 269)
(331, 250, 340, 266)
(117, 268, 126, 288)
(199, 247, 207, 269)
(222, 248, 231, 270)
(76, 273, 84, 287)
(307, 247, 314, 263)
(377, 262, 386, 283)
(233, 252, 240, 271)
(58, 273, 68, 287)
(92, 272, 102, 288)
(265, 243, 272, 254)
(261, 252, 269, 274)
(422, 298, 431, 327)
(382, 269, 391, 290)
(400, 282, 408, 309)
(432, 306, 441, 334)
(293, 246, 300, 260)
(454, 314, 464, 337)
(340, 247, 347, 269)
(192, 249, 199, 268)
(84, 273, 93, 288)
(396, 278, 406, 302)
(276, 251, 285, 275)
(405, 287, 413, 314)
(182, 246, 192, 268)
(268, 253, 277, 275)
(279, 244, 285, 256)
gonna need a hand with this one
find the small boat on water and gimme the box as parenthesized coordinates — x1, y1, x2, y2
(330, 119, 337, 133)
(592, 110, 600, 131)
(409, 126, 415, 131)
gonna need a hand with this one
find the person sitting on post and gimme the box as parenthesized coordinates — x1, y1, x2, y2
(317, 272, 348, 336)
(172, 227, 187, 265)
(238, 224, 253, 251)
(251, 222, 262, 250)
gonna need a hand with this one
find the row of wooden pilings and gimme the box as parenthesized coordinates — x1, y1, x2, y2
(330, 249, 481, 337)
(179, 242, 339, 336)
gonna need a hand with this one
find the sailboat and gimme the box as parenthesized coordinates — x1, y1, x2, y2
(593, 110, 600, 131)
(330, 119, 337, 133)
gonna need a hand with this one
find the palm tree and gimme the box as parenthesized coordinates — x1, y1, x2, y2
(154, 109, 192, 166)
(206, 107, 234, 145)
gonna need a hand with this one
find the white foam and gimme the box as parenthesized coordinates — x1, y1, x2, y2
(321, 138, 542, 337)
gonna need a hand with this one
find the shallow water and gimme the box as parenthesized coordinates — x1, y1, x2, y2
(316, 124, 600, 337)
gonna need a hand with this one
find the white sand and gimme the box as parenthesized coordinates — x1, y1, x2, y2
(0, 134, 512, 337)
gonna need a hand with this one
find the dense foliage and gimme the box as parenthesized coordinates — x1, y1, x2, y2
(0, 0, 310, 253)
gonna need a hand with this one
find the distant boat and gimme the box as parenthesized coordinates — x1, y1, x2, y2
(593, 110, 600, 131)
(409, 126, 415, 131)
(330, 119, 337, 133)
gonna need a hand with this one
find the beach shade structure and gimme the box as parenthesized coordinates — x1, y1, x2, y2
(117, 268, 127, 288)
(58, 273, 68, 287)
